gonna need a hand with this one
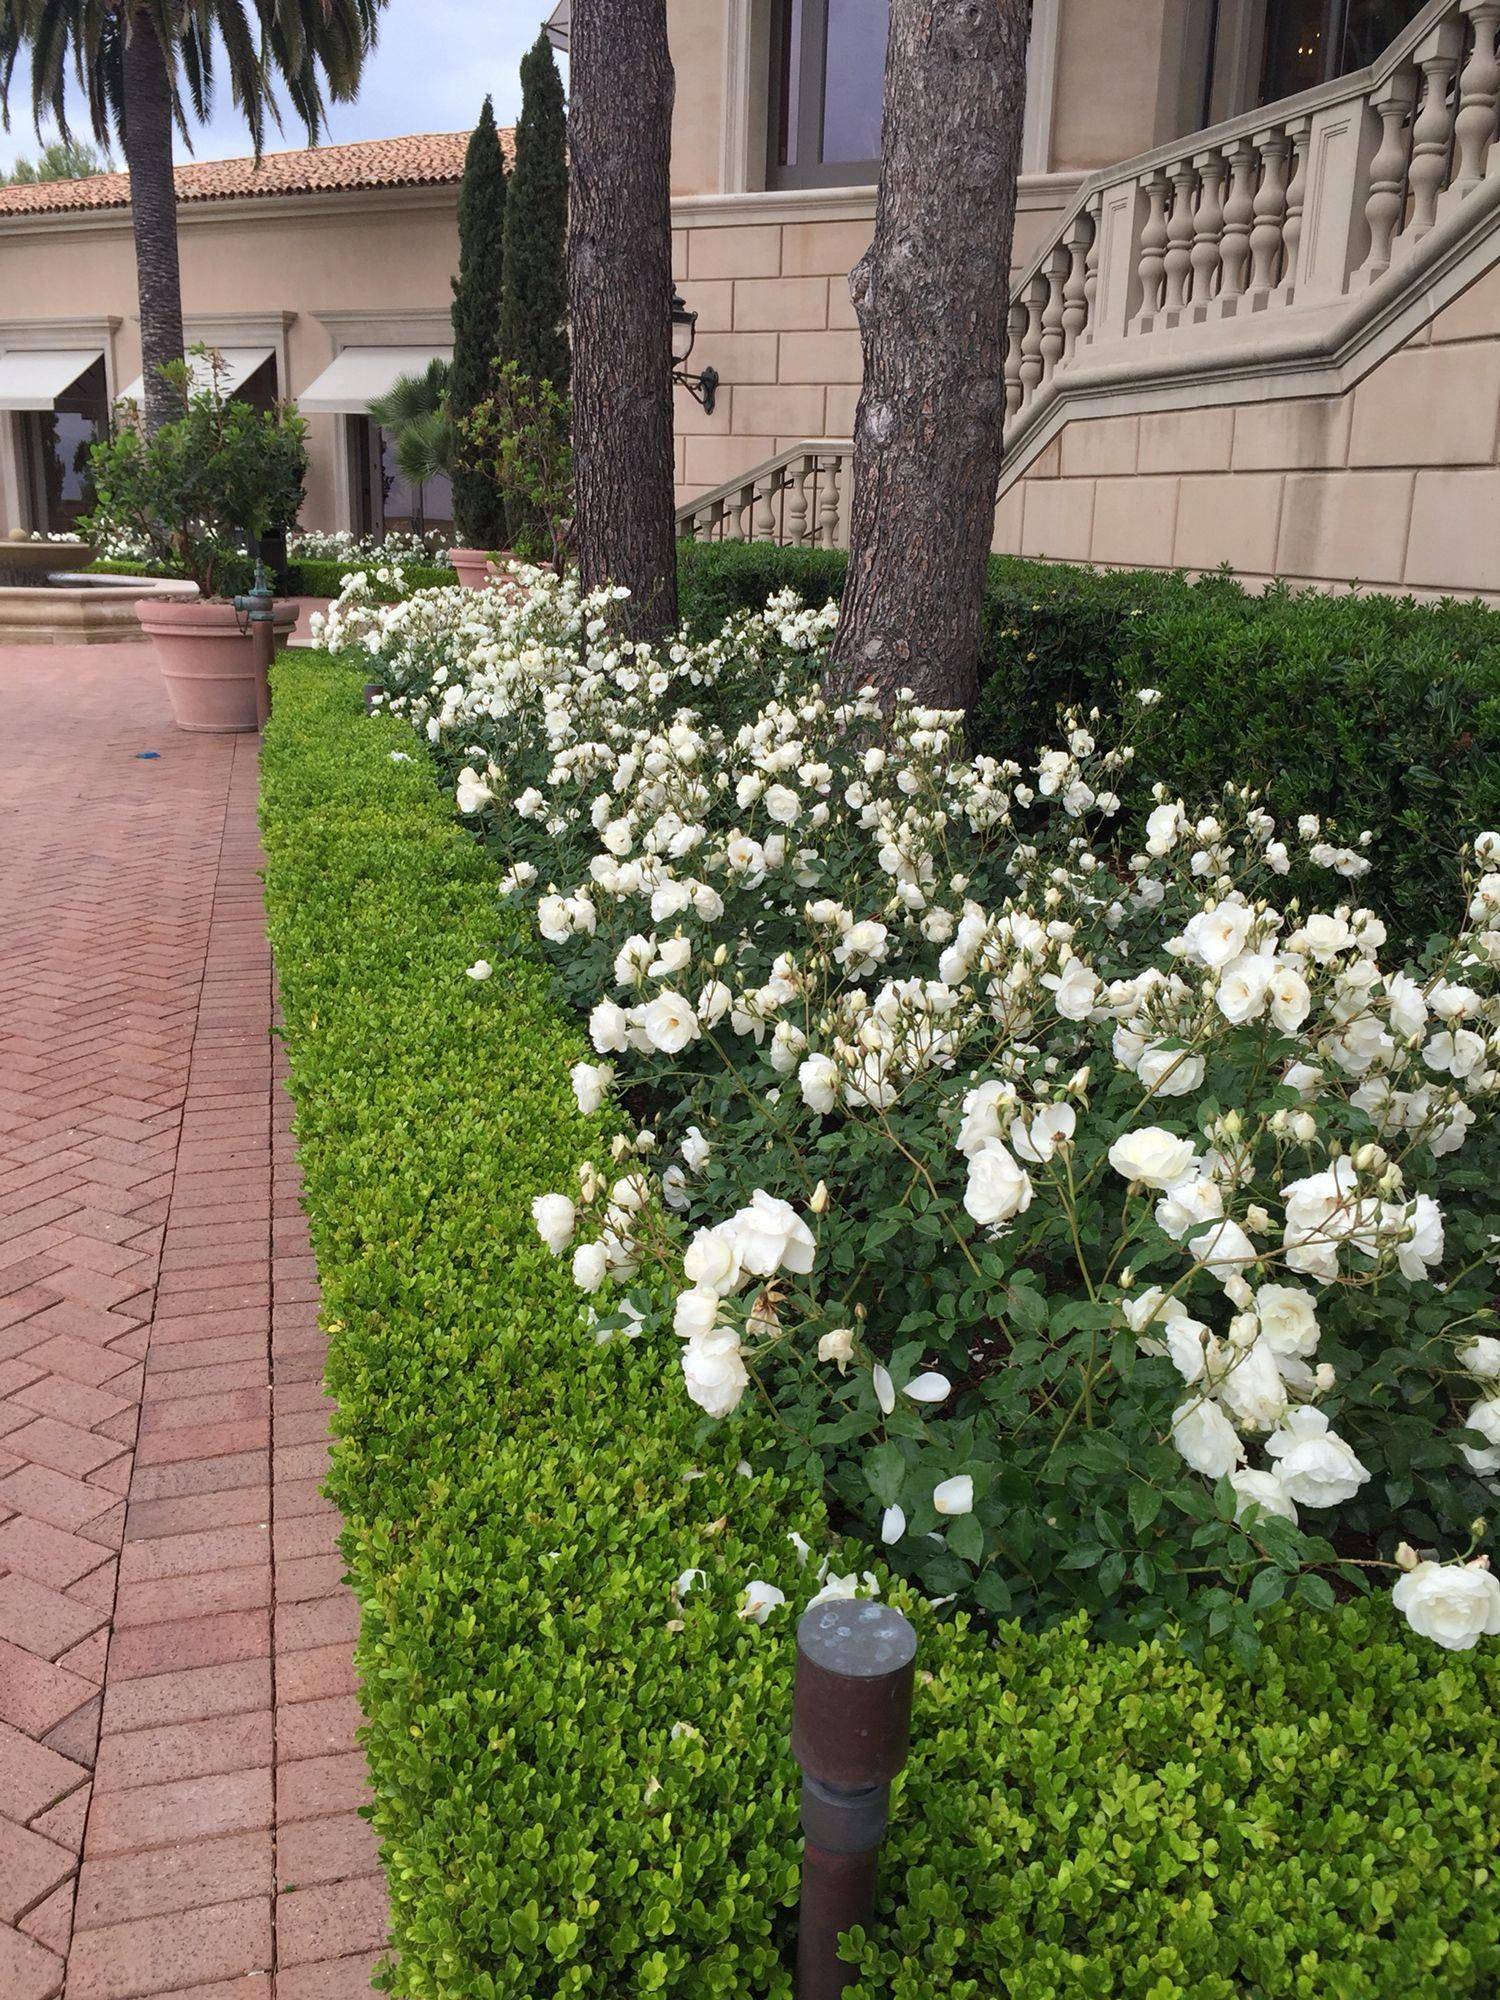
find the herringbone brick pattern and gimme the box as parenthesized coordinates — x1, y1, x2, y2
(0, 643, 385, 1998)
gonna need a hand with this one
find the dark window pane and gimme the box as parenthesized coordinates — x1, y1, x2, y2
(777, 0, 803, 167)
(29, 357, 107, 532)
(1339, 0, 1425, 70)
(822, 0, 887, 163)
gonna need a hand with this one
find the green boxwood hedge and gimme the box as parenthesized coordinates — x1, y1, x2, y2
(86, 553, 460, 597)
(261, 648, 1500, 2000)
(677, 541, 1500, 952)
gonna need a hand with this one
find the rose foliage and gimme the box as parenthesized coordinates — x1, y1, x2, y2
(321, 566, 1500, 1664)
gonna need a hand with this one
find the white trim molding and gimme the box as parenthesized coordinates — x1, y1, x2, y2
(1022, 0, 1063, 175)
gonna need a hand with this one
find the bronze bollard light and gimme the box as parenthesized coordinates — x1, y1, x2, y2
(791, 1598, 917, 1999)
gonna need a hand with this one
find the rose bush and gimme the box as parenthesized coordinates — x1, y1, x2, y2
(326, 562, 1500, 1662)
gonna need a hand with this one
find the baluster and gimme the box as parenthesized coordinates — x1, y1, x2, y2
(1039, 244, 1069, 383)
(817, 456, 841, 548)
(1361, 68, 1418, 279)
(1017, 275, 1046, 410)
(1190, 149, 1227, 313)
(1406, 25, 1464, 242)
(1453, 1, 1500, 199)
(786, 457, 811, 545)
(1061, 210, 1093, 360)
(1081, 195, 1101, 346)
(1162, 161, 1198, 313)
(1219, 138, 1258, 303)
(1002, 299, 1026, 424)
(1134, 169, 1170, 328)
(1279, 121, 1308, 298)
(753, 472, 776, 544)
(1248, 131, 1289, 299)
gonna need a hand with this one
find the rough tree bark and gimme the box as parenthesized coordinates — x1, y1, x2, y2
(122, 13, 186, 437)
(567, 0, 679, 640)
(826, 0, 1029, 713)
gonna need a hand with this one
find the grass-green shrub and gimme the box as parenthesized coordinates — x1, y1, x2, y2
(676, 542, 1500, 953)
(86, 553, 459, 597)
(261, 648, 1500, 1999)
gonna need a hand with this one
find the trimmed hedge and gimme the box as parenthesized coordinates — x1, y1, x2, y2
(86, 553, 459, 597)
(262, 648, 1500, 1999)
(677, 541, 1500, 952)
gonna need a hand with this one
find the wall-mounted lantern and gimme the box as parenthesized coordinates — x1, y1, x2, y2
(670, 289, 720, 415)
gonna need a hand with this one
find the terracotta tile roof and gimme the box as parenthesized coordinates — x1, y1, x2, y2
(0, 128, 511, 218)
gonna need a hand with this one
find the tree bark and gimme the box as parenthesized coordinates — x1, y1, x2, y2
(826, 0, 1029, 713)
(567, 0, 679, 641)
(121, 13, 185, 436)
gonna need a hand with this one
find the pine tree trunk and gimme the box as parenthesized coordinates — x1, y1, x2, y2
(122, 14, 185, 437)
(827, 0, 1029, 713)
(567, 0, 679, 641)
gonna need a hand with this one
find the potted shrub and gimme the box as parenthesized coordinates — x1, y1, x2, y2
(86, 353, 308, 732)
(456, 362, 573, 586)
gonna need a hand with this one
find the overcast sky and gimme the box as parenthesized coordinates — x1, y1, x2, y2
(0, 0, 553, 175)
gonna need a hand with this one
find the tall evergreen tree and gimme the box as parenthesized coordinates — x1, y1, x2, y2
(449, 96, 508, 548)
(499, 32, 569, 392)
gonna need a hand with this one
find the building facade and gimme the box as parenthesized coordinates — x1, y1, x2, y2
(3, 0, 1498, 599)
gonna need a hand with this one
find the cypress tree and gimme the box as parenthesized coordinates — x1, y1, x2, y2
(499, 33, 570, 392)
(450, 98, 509, 548)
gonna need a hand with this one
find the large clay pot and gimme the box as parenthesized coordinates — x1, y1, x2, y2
(136, 596, 299, 734)
(448, 546, 507, 590)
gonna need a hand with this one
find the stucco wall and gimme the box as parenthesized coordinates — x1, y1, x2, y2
(991, 260, 1500, 603)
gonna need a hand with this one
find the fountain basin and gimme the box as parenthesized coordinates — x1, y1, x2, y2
(0, 571, 198, 646)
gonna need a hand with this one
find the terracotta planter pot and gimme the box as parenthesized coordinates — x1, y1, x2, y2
(135, 596, 299, 734)
(448, 546, 507, 590)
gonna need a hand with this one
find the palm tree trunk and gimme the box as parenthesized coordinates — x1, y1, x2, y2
(121, 13, 185, 436)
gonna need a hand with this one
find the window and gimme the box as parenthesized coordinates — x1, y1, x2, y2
(20, 357, 108, 534)
(350, 418, 453, 540)
(1258, 0, 1427, 103)
(768, 0, 889, 189)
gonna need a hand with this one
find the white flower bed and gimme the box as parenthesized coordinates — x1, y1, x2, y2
(326, 563, 1500, 1657)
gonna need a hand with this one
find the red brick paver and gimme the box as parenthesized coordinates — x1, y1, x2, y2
(0, 642, 385, 1997)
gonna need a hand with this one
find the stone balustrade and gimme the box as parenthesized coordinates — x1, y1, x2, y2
(677, 441, 854, 549)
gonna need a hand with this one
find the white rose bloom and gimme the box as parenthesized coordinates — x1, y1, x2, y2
(818, 1327, 855, 1371)
(681, 1125, 711, 1172)
(1255, 1284, 1320, 1358)
(1386, 971, 1428, 1040)
(640, 991, 701, 1055)
(764, 783, 801, 825)
(1155, 1174, 1223, 1242)
(835, 919, 889, 976)
(1189, 1217, 1259, 1283)
(963, 1141, 1035, 1229)
(571, 1061, 613, 1115)
(881, 1504, 907, 1545)
(1044, 958, 1099, 1021)
(683, 1326, 750, 1418)
(933, 1474, 974, 1516)
(1265, 1406, 1370, 1506)
(1392, 1560, 1500, 1651)
(531, 1193, 576, 1256)
(957, 1079, 1016, 1157)
(1216, 952, 1273, 1025)
(1214, 1335, 1288, 1430)
(590, 1000, 629, 1053)
(696, 979, 732, 1025)
(737, 1577, 786, 1623)
(571, 1241, 609, 1292)
(466, 960, 493, 982)
(798, 1054, 841, 1115)
(1145, 802, 1184, 856)
(1137, 1042, 1206, 1097)
(673, 1288, 721, 1341)
(1391, 1192, 1444, 1283)
(1229, 1467, 1299, 1524)
(1460, 1397, 1500, 1474)
(1171, 1397, 1245, 1477)
(731, 1190, 817, 1276)
(684, 1224, 743, 1296)
(1458, 1336, 1500, 1380)
(1011, 1102, 1076, 1164)
(1108, 1127, 1199, 1191)
(1180, 898, 1255, 969)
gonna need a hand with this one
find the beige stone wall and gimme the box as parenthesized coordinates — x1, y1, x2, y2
(992, 260, 1500, 603)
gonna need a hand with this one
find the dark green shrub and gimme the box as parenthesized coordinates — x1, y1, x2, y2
(260, 648, 1500, 1999)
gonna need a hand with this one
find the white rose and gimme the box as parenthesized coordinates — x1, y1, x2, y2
(673, 1288, 721, 1341)
(1137, 1042, 1206, 1097)
(933, 1474, 974, 1516)
(1458, 1336, 1500, 1380)
(798, 1054, 841, 1115)
(818, 1327, 855, 1371)
(684, 1224, 742, 1296)
(571, 1061, 613, 1115)
(1213, 1335, 1288, 1431)
(1171, 1397, 1245, 1478)
(1216, 953, 1273, 1026)
(1392, 1193, 1444, 1283)
(1108, 1127, 1199, 1191)
(590, 1000, 629, 1053)
(1255, 1285, 1320, 1359)
(963, 1141, 1034, 1229)
(1267, 963, 1311, 1033)
(764, 783, 800, 825)
(640, 991, 701, 1055)
(957, 1079, 1016, 1157)
(1189, 1217, 1259, 1284)
(681, 1125, 711, 1172)
(1460, 1397, 1500, 1474)
(1392, 1560, 1500, 1651)
(466, 960, 493, 982)
(1180, 898, 1254, 968)
(682, 1326, 749, 1418)
(571, 1241, 609, 1292)
(1229, 1467, 1298, 1524)
(731, 1190, 817, 1276)
(531, 1193, 576, 1256)
(1155, 1174, 1223, 1242)
(1265, 1406, 1370, 1506)
(1011, 1102, 1076, 1165)
(1044, 958, 1099, 1022)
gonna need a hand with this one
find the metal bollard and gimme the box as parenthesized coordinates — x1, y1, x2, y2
(792, 1598, 917, 2000)
(233, 559, 277, 731)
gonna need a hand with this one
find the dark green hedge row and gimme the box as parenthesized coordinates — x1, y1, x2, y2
(260, 645, 1500, 1999)
(86, 554, 460, 597)
(676, 540, 1500, 952)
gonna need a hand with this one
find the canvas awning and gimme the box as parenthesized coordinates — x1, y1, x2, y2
(544, 0, 570, 51)
(117, 346, 275, 408)
(296, 346, 451, 416)
(0, 348, 104, 411)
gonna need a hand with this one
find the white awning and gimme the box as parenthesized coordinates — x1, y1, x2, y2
(296, 346, 451, 416)
(0, 348, 104, 411)
(117, 346, 275, 408)
(545, 0, 569, 51)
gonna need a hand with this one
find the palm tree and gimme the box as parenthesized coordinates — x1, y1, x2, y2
(0, 0, 383, 433)
(369, 358, 452, 539)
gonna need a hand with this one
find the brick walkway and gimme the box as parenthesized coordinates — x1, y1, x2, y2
(0, 642, 386, 1998)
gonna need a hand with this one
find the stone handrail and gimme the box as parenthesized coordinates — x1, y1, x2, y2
(1002, 0, 1500, 449)
(676, 440, 855, 547)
